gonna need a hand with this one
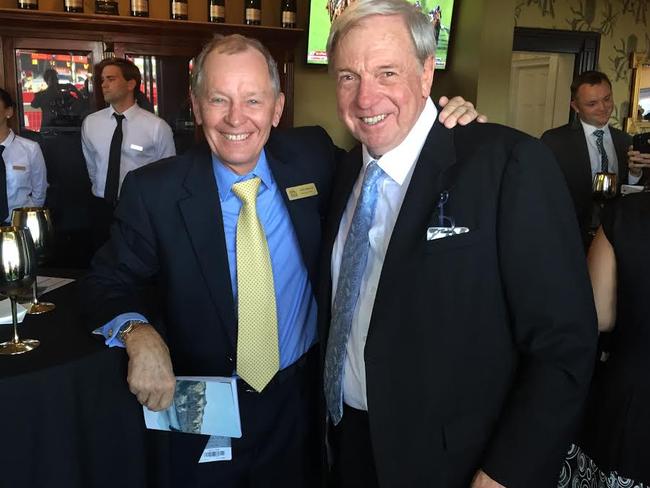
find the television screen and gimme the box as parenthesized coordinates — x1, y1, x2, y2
(307, 0, 456, 68)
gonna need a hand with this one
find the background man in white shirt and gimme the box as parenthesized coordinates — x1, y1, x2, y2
(541, 71, 649, 248)
(81, 58, 175, 247)
(0, 87, 47, 225)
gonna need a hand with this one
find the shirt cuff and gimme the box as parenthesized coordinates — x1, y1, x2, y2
(92, 312, 149, 348)
(629, 172, 642, 185)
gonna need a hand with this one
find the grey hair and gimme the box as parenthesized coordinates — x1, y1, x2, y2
(326, 0, 436, 70)
(191, 34, 281, 98)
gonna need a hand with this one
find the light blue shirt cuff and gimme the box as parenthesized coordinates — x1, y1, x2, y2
(92, 312, 149, 348)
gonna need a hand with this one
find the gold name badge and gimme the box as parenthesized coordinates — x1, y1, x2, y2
(286, 183, 318, 201)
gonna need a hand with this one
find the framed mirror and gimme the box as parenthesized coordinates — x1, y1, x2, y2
(625, 52, 650, 134)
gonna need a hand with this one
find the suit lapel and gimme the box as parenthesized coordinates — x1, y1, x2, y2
(570, 120, 593, 198)
(383, 122, 457, 263)
(266, 149, 323, 287)
(178, 145, 237, 348)
(610, 126, 630, 182)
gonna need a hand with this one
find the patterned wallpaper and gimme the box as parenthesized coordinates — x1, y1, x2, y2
(515, 0, 650, 127)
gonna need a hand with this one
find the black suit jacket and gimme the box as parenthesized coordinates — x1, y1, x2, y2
(319, 122, 598, 488)
(541, 120, 633, 245)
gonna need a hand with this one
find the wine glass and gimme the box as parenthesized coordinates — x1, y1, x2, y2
(11, 207, 55, 314)
(592, 172, 618, 202)
(0, 226, 39, 355)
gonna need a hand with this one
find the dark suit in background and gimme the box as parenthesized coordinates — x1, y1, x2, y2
(83, 127, 339, 487)
(320, 122, 598, 488)
(541, 120, 632, 248)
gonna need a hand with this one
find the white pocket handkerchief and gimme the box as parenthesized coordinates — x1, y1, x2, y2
(426, 226, 470, 241)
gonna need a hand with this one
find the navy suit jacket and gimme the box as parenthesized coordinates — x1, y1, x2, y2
(319, 122, 597, 488)
(84, 125, 340, 376)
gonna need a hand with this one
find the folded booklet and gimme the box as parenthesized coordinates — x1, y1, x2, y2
(143, 376, 242, 438)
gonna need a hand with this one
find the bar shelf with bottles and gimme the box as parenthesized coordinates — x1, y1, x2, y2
(12, 0, 300, 29)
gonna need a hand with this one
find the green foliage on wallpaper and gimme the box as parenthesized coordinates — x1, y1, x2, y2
(515, 0, 649, 128)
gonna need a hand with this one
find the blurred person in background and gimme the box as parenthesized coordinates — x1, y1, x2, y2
(562, 191, 650, 488)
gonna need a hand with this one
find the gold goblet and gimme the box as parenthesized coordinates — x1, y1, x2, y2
(11, 207, 55, 314)
(0, 226, 39, 355)
(592, 172, 618, 201)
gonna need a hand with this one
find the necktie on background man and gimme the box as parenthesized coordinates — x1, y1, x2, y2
(104, 113, 125, 206)
(324, 161, 386, 425)
(0, 145, 7, 222)
(231, 177, 279, 392)
(593, 129, 609, 173)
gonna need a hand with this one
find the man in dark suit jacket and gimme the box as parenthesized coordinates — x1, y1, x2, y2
(82, 35, 342, 488)
(82, 33, 480, 487)
(320, 2, 598, 487)
(541, 71, 645, 248)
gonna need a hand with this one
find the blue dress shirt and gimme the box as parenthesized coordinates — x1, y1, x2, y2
(97, 150, 317, 370)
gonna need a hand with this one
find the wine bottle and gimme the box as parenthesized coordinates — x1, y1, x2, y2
(95, 0, 119, 15)
(170, 0, 188, 20)
(130, 0, 149, 17)
(64, 0, 83, 13)
(244, 0, 261, 26)
(208, 0, 225, 23)
(17, 0, 38, 9)
(280, 0, 296, 28)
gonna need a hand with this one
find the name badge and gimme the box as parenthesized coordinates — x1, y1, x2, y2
(12, 165, 26, 171)
(130, 144, 144, 152)
(286, 183, 318, 201)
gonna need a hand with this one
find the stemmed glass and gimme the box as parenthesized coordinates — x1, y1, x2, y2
(592, 172, 618, 201)
(0, 226, 39, 355)
(11, 207, 55, 314)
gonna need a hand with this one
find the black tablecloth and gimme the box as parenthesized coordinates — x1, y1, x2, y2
(0, 280, 169, 488)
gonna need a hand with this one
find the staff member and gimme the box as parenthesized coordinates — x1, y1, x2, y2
(0, 87, 47, 225)
(81, 58, 175, 247)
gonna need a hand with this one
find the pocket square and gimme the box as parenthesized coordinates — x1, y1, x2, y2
(426, 226, 470, 241)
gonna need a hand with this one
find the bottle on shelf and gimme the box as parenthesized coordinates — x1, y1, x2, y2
(17, 0, 38, 9)
(64, 0, 83, 13)
(95, 0, 119, 15)
(244, 0, 261, 26)
(208, 0, 225, 23)
(130, 0, 149, 17)
(170, 0, 188, 20)
(280, 0, 296, 28)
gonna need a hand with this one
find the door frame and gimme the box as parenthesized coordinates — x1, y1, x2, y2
(512, 27, 600, 124)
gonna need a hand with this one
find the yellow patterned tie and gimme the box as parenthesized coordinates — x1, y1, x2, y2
(231, 177, 279, 392)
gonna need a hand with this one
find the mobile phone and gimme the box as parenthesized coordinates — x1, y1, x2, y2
(632, 132, 650, 153)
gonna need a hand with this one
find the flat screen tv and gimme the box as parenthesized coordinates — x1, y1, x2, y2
(307, 0, 456, 69)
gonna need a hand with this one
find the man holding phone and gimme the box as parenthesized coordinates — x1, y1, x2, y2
(630, 132, 650, 177)
(542, 71, 648, 249)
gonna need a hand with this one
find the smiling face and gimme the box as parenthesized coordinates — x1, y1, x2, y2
(333, 14, 434, 158)
(191, 48, 285, 175)
(571, 81, 614, 128)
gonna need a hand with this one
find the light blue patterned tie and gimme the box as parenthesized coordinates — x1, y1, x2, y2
(324, 160, 385, 425)
(593, 129, 609, 172)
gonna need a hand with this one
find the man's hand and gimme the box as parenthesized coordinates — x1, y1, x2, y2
(628, 145, 650, 177)
(471, 469, 506, 488)
(124, 323, 176, 411)
(438, 96, 488, 128)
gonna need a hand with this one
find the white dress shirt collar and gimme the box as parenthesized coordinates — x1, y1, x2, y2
(0, 129, 16, 148)
(579, 118, 611, 138)
(110, 101, 139, 120)
(361, 97, 437, 186)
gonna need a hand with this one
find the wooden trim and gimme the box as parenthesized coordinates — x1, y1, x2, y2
(0, 7, 303, 128)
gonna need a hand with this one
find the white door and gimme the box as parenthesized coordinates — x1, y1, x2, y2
(508, 51, 574, 138)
